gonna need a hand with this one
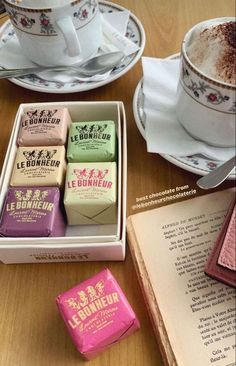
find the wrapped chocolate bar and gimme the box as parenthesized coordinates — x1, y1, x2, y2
(67, 120, 116, 162)
(205, 198, 236, 288)
(10, 146, 66, 187)
(18, 107, 71, 146)
(64, 162, 117, 225)
(56, 268, 140, 360)
(0, 187, 65, 237)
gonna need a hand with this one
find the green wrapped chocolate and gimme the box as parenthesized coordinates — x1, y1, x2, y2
(64, 162, 117, 225)
(67, 120, 116, 163)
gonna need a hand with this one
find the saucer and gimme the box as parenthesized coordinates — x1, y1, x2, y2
(133, 54, 236, 179)
(0, 1, 145, 94)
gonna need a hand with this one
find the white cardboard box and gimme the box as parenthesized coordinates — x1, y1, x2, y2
(0, 101, 127, 264)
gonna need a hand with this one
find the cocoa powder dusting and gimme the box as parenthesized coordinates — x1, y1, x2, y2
(189, 20, 236, 84)
(221, 21, 236, 49)
(216, 21, 236, 84)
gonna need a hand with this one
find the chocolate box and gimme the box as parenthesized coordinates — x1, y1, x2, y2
(0, 102, 127, 264)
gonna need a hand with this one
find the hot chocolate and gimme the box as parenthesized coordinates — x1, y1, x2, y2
(186, 20, 236, 84)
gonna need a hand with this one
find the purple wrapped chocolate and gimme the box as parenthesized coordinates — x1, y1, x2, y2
(0, 187, 65, 237)
(56, 268, 140, 360)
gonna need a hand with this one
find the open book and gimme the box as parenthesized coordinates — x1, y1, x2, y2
(127, 189, 236, 366)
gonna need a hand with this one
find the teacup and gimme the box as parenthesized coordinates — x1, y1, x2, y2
(176, 18, 236, 147)
(3, 0, 102, 66)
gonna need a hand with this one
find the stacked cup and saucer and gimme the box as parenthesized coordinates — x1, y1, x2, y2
(133, 17, 236, 179)
(0, 0, 146, 93)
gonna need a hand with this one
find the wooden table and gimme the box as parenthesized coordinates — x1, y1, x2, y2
(0, 1, 235, 365)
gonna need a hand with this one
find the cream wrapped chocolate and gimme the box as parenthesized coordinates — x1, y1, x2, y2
(67, 120, 116, 162)
(64, 162, 117, 225)
(0, 187, 66, 237)
(18, 107, 71, 146)
(10, 146, 66, 187)
(56, 268, 140, 360)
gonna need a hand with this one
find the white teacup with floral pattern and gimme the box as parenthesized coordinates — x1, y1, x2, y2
(3, 0, 102, 66)
(176, 18, 236, 147)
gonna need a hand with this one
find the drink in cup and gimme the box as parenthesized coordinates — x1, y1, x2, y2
(176, 18, 236, 147)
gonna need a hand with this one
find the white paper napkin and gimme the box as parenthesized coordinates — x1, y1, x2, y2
(142, 57, 235, 162)
(0, 11, 140, 83)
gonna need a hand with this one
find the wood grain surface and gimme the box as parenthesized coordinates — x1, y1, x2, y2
(0, 1, 235, 365)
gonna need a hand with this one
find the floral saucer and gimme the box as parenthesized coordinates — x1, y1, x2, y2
(0, 1, 145, 93)
(133, 54, 236, 179)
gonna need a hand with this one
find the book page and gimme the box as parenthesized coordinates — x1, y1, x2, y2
(129, 190, 236, 366)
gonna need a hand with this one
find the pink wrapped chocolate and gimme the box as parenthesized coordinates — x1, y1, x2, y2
(56, 268, 140, 359)
(18, 107, 71, 146)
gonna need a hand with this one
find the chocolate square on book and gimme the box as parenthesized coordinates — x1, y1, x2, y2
(67, 121, 116, 162)
(10, 146, 66, 187)
(18, 107, 71, 146)
(0, 187, 66, 237)
(205, 199, 236, 288)
(64, 162, 117, 225)
(218, 204, 236, 271)
(56, 268, 140, 360)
